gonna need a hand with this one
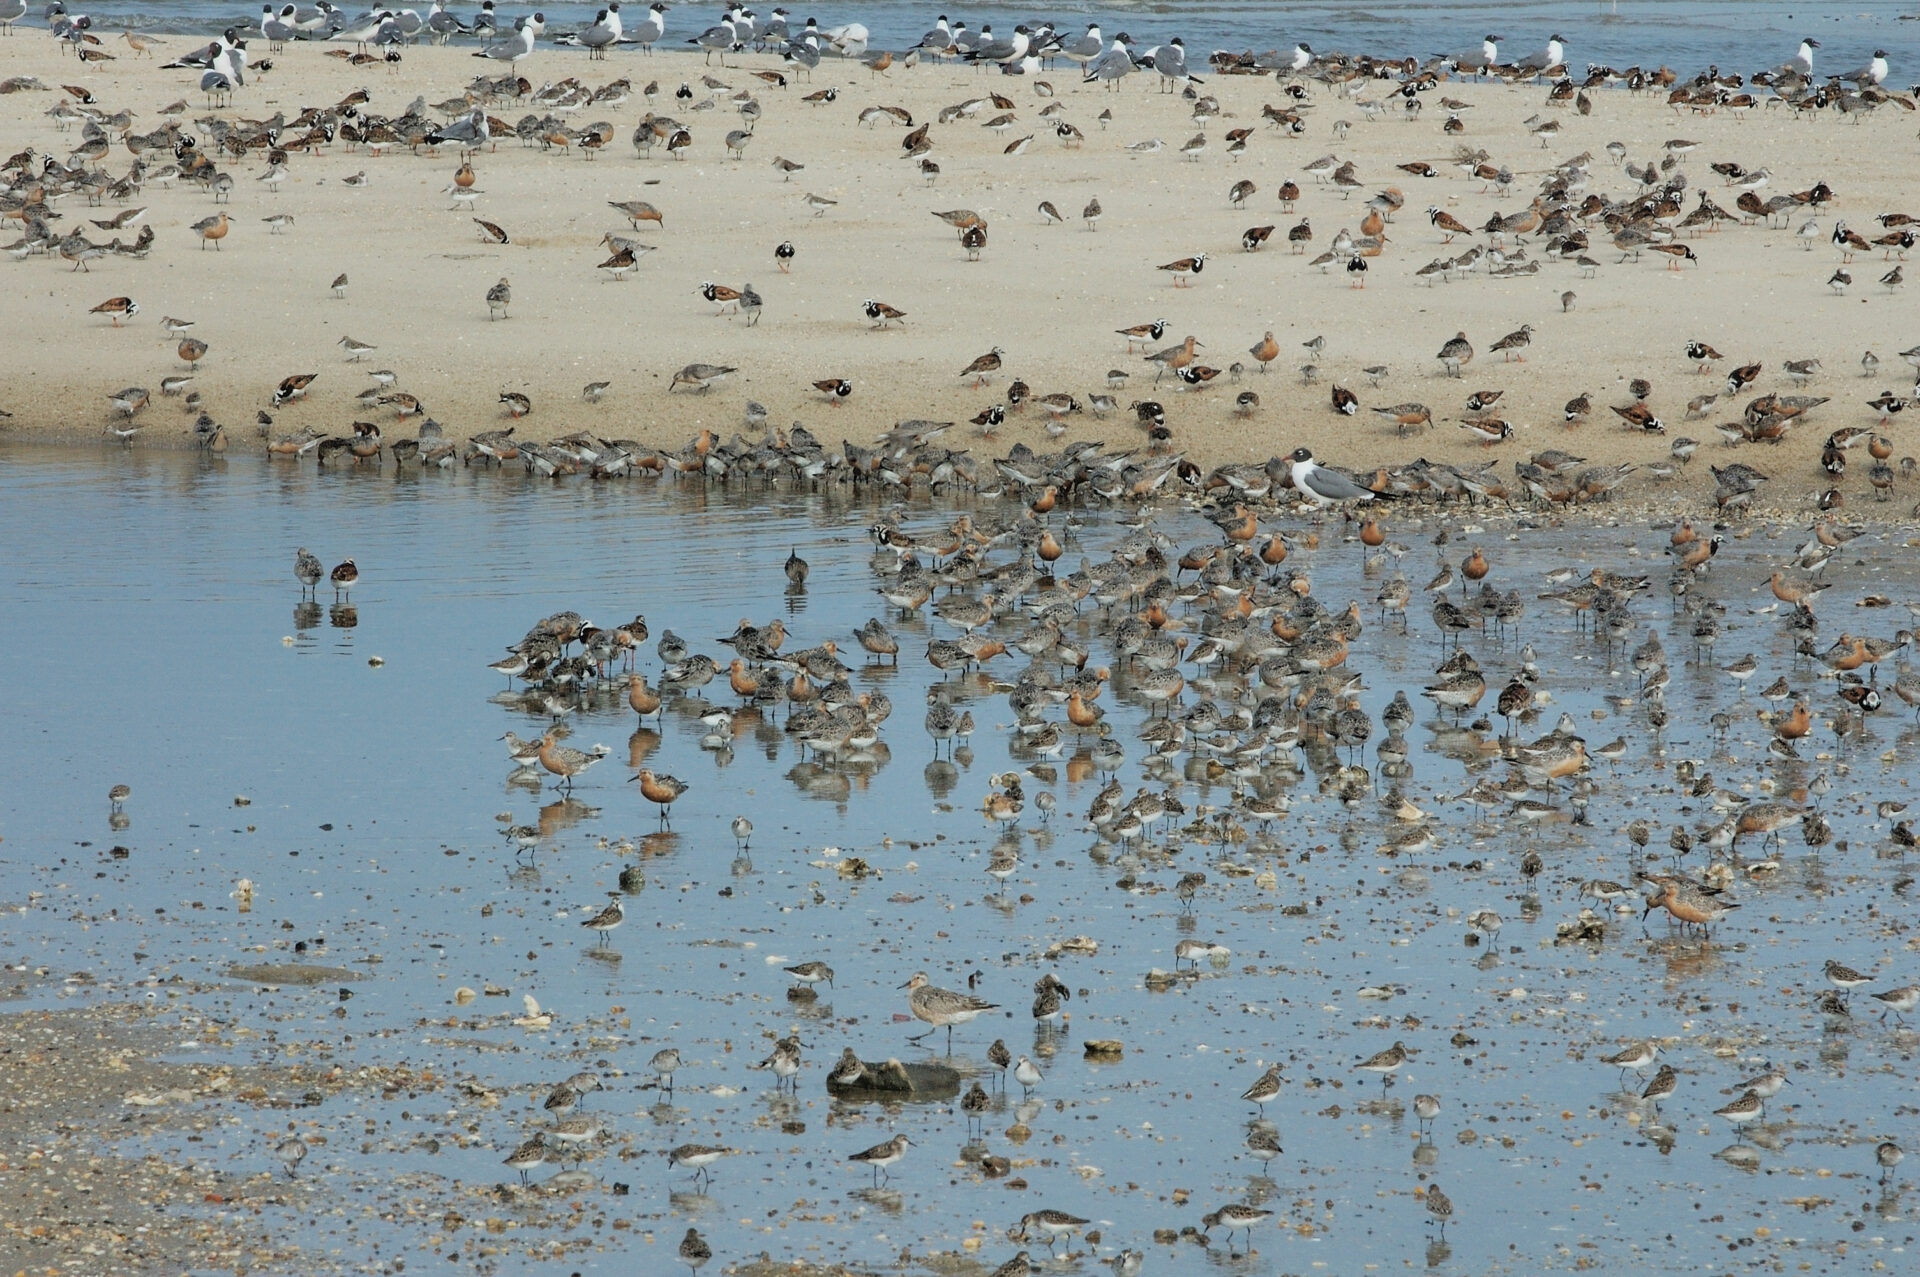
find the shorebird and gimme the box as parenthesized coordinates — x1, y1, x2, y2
(634, 769, 688, 822)
(485, 277, 511, 321)
(671, 363, 735, 392)
(578, 896, 623, 945)
(677, 1227, 711, 1274)
(1423, 1182, 1454, 1237)
(1158, 252, 1207, 286)
(960, 347, 1005, 388)
(1437, 331, 1473, 377)
(901, 971, 997, 1049)
(190, 212, 229, 250)
(502, 1133, 546, 1185)
(668, 1142, 732, 1188)
(863, 298, 907, 327)
(329, 558, 358, 601)
(1240, 1063, 1283, 1112)
(536, 730, 603, 791)
(847, 1133, 910, 1185)
(1016, 1210, 1089, 1254)
(1354, 1040, 1409, 1086)
(294, 547, 323, 596)
(1202, 1204, 1273, 1255)
(90, 296, 137, 326)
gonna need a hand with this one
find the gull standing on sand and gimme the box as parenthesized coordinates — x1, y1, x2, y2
(1289, 447, 1379, 507)
(1083, 33, 1132, 88)
(474, 14, 541, 65)
(577, 4, 622, 59)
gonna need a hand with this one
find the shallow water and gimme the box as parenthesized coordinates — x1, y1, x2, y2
(33, 0, 1920, 85)
(4, 441, 1920, 1274)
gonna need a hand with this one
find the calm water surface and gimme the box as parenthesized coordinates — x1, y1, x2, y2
(2, 442, 1918, 1274)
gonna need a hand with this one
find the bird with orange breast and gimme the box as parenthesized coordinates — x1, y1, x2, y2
(728, 658, 761, 699)
(1220, 505, 1259, 543)
(1773, 701, 1812, 742)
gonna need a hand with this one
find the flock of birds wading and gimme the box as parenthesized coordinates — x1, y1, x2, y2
(273, 462, 1920, 1266)
(6, 8, 1914, 507)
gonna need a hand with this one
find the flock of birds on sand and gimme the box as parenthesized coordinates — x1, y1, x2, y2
(0, 5, 1913, 515)
(263, 429, 1920, 1264)
(16, 1, 1920, 1265)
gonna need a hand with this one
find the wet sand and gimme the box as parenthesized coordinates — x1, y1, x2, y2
(2, 38, 1916, 514)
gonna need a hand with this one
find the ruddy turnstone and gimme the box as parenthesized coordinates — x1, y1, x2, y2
(90, 296, 138, 326)
(599, 246, 639, 280)
(329, 558, 358, 600)
(960, 347, 1005, 387)
(1158, 253, 1206, 286)
(863, 298, 906, 327)
(1490, 324, 1533, 361)
(812, 377, 852, 406)
(774, 240, 795, 272)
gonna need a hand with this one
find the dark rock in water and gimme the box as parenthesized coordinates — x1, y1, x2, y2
(225, 962, 367, 985)
(825, 1056, 960, 1101)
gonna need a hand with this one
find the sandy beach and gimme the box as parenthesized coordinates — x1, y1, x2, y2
(2, 34, 1915, 513)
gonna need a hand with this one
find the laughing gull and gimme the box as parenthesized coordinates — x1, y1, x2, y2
(260, 4, 296, 47)
(629, 1, 664, 53)
(1516, 33, 1565, 75)
(690, 7, 741, 64)
(917, 14, 951, 53)
(825, 21, 867, 57)
(1083, 32, 1132, 88)
(331, 7, 393, 51)
(473, 13, 539, 63)
(572, 3, 621, 58)
(1841, 47, 1887, 87)
(1059, 22, 1102, 67)
(1146, 36, 1193, 92)
(1289, 447, 1380, 506)
(425, 0, 467, 43)
(967, 23, 1028, 67)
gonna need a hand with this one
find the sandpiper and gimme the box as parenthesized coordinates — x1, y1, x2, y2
(848, 1132, 910, 1185)
(1355, 1040, 1409, 1086)
(1202, 1203, 1273, 1254)
(901, 971, 997, 1050)
(578, 896, 623, 945)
